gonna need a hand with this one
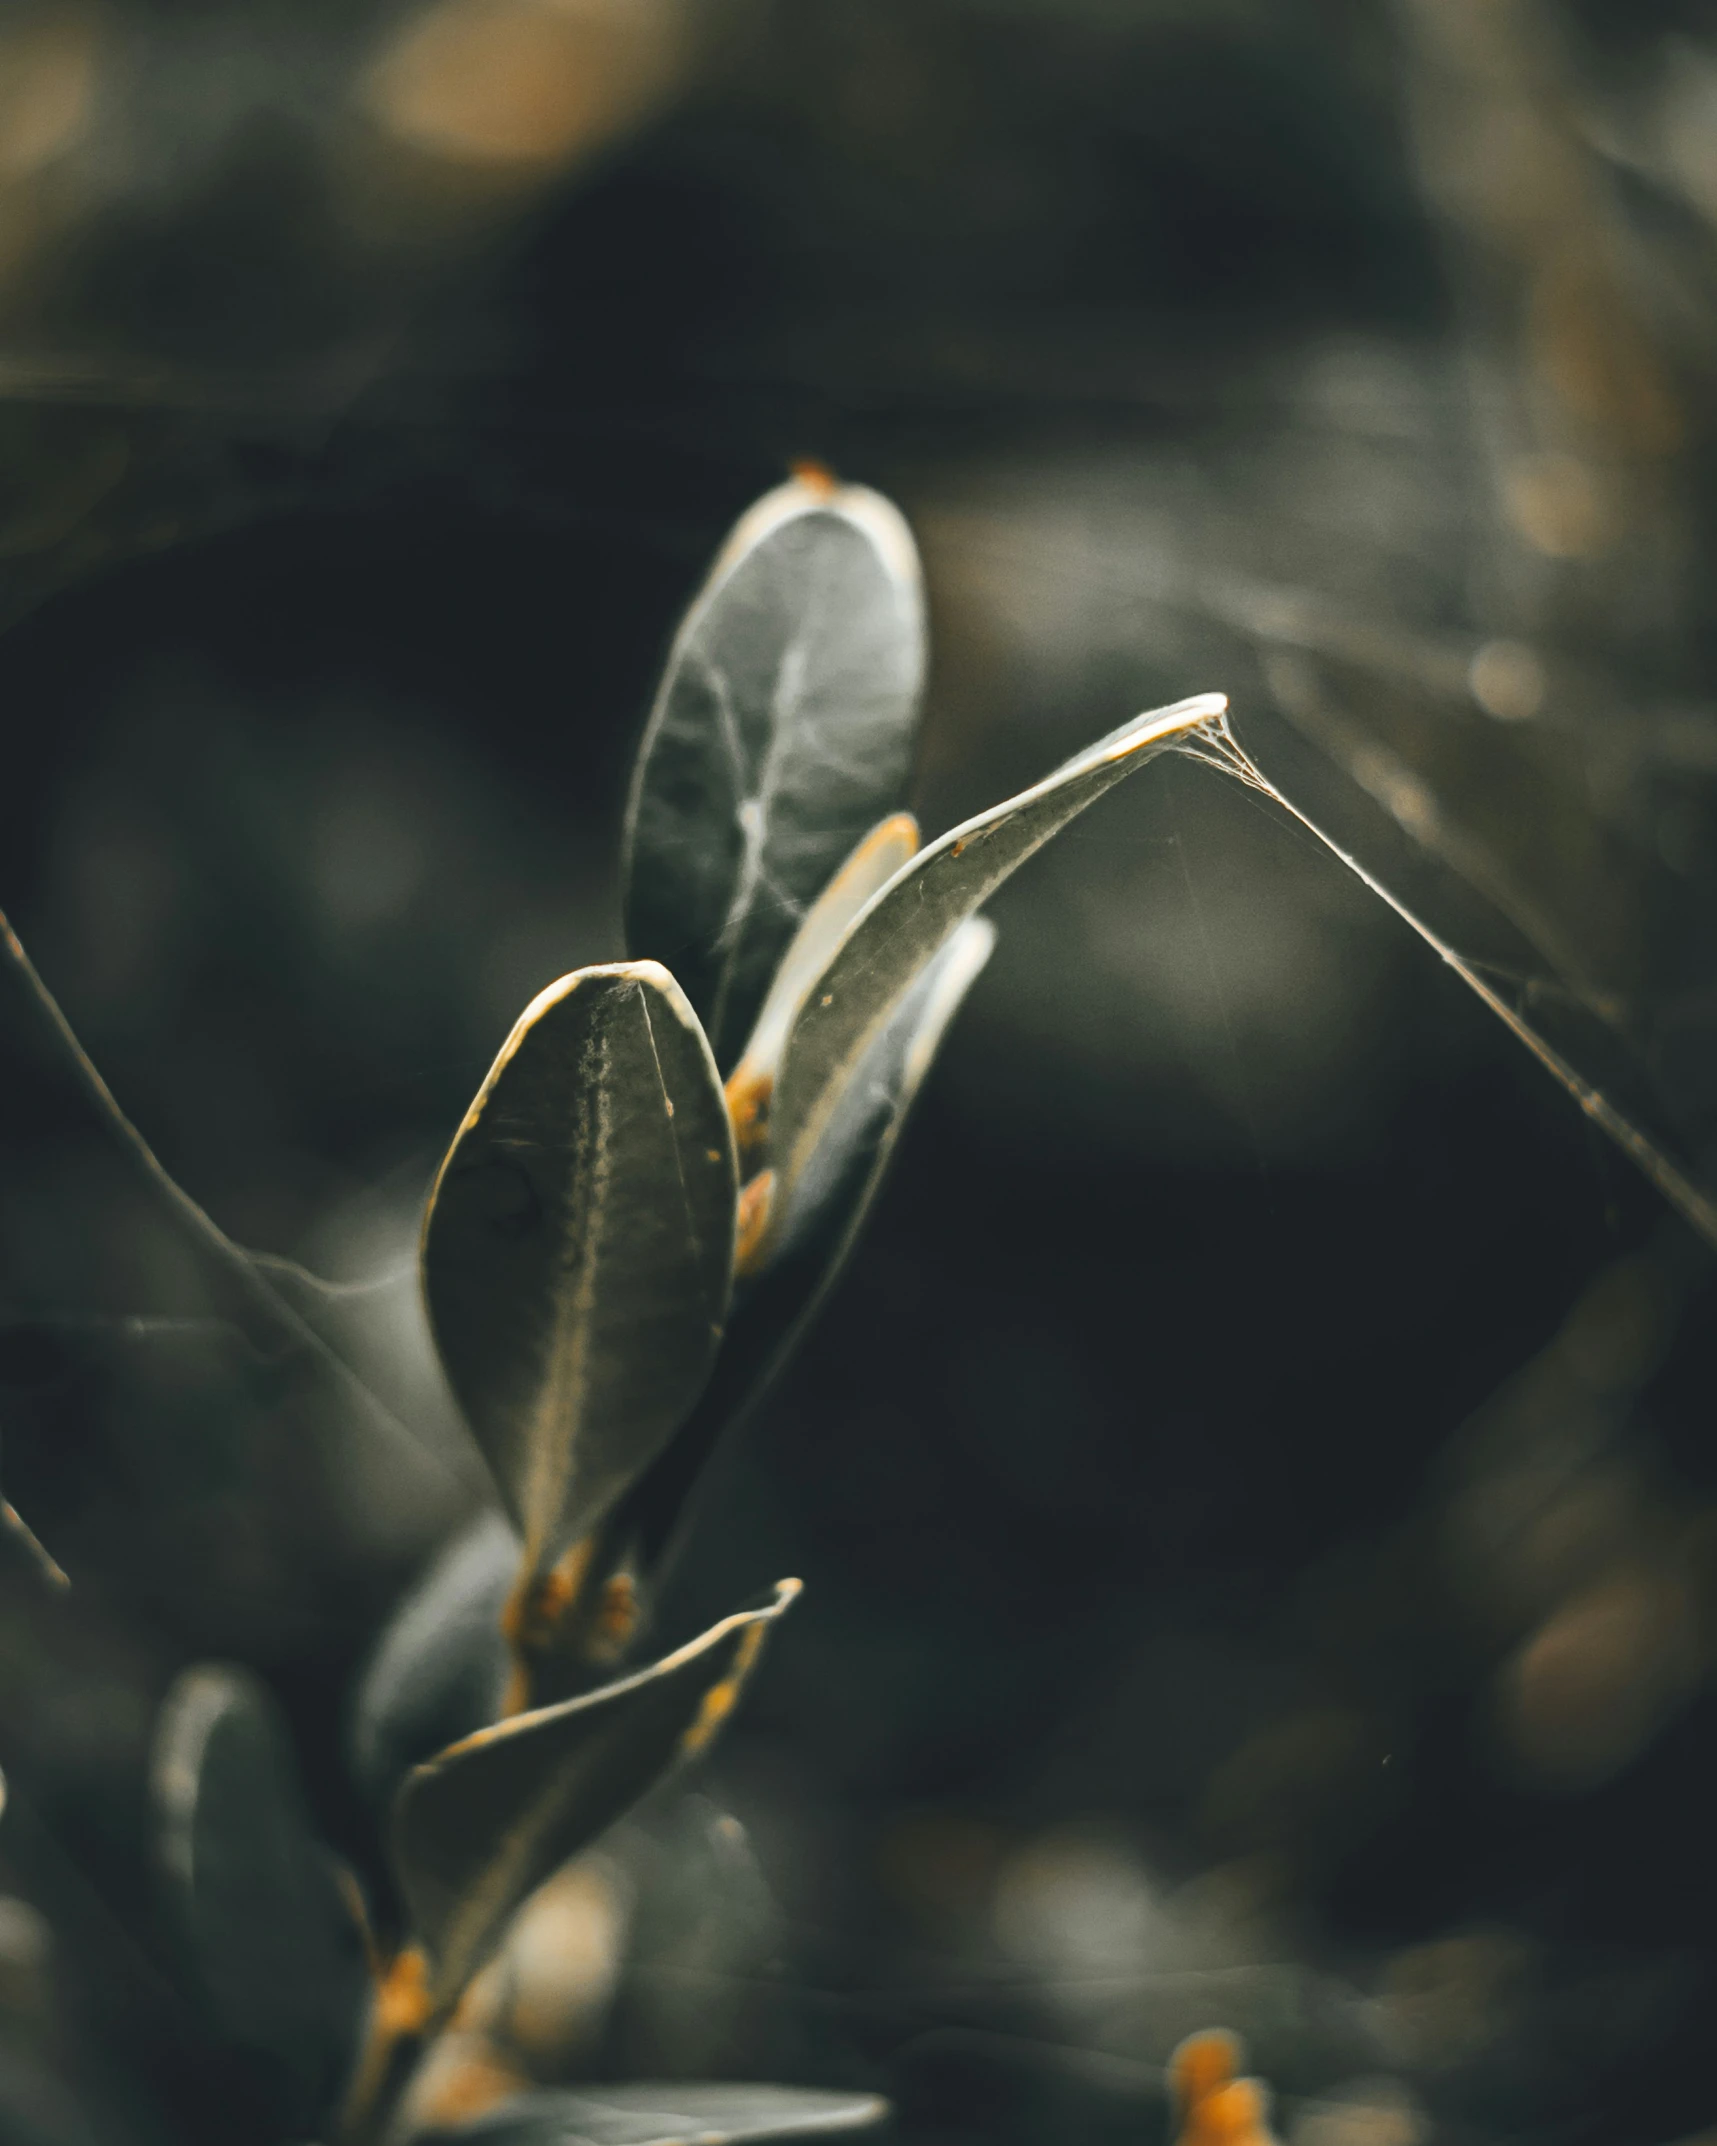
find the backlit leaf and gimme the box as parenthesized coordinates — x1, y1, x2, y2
(151, 1665, 366, 2129)
(391, 1580, 797, 2011)
(422, 962, 737, 1577)
(770, 696, 1226, 1204)
(429, 2081, 888, 2146)
(622, 476, 925, 1070)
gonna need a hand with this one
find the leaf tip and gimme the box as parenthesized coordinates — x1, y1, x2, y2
(790, 456, 840, 500)
(1104, 692, 1229, 763)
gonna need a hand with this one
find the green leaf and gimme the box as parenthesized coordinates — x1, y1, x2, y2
(770, 916, 995, 1267)
(769, 696, 1226, 1207)
(426, 2082, 888, 2146)
(422, 962, 738, 1577)
(151, 1664, 367, 2130)
(622, 476, 925, 1071)
(723, 812, 920, 1165)
(599, 918, 996, 1601)
(391, 1579, 798, 2012)
(350, 1511, 518, 1807)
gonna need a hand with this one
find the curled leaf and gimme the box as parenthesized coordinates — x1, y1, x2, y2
(770, 696, 1226, 1202)
(428, 2082, 889, 2146)
(623, 476, 925, 1069)
(422, 962, 737, 1577)
(151, 1665, 366, 2129)
(391, 1579, 798, 2011)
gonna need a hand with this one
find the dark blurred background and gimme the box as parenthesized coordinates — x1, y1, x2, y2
(3, 4, 1717, 2145)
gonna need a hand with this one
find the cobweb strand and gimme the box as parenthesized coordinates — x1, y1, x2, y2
(1170, 718, 1717, 1250)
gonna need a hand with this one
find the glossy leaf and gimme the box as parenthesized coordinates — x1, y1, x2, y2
(151, 1665, 366, 2128)
(770, 696, 1226, 1205)
(350, 1510, 518, 1806)
(622, 476, 925, 1070)
(392, 1580, 798, 2010)
(770, 916, 995, 1266)
(429, 2081, 888, 2146)
(598, 918, 997, 1601)
(422, 963, 738, 1576)
(724, 813, 920, 1164)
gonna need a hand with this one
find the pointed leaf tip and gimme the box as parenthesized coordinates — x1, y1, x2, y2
(771, 694, 1223, 1195)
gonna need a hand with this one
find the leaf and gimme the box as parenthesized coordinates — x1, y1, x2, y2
(723, 813, 920, 1164)
(391, 1579, 798, 2011)
(622, 475, 926, 1071)
(770, 916, 995, 1266)
(769, 696, 1226, 1206)
(350, 1510, 519, 1807)
(151, 1664, 367, 2130)
(422, 962, 738, 1577)
(599, 918, 997, 1598)
(427, 2082, 889, 2146)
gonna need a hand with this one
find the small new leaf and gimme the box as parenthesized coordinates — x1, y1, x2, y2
(771, 696, 1226, 1202)
(152, 1665, 366, 2129)
(422, 963, 738, 1577)
(428, 2081, 889, 2146)
(623, 476, 925, 1070)
(391, 1579, 799, 2012)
